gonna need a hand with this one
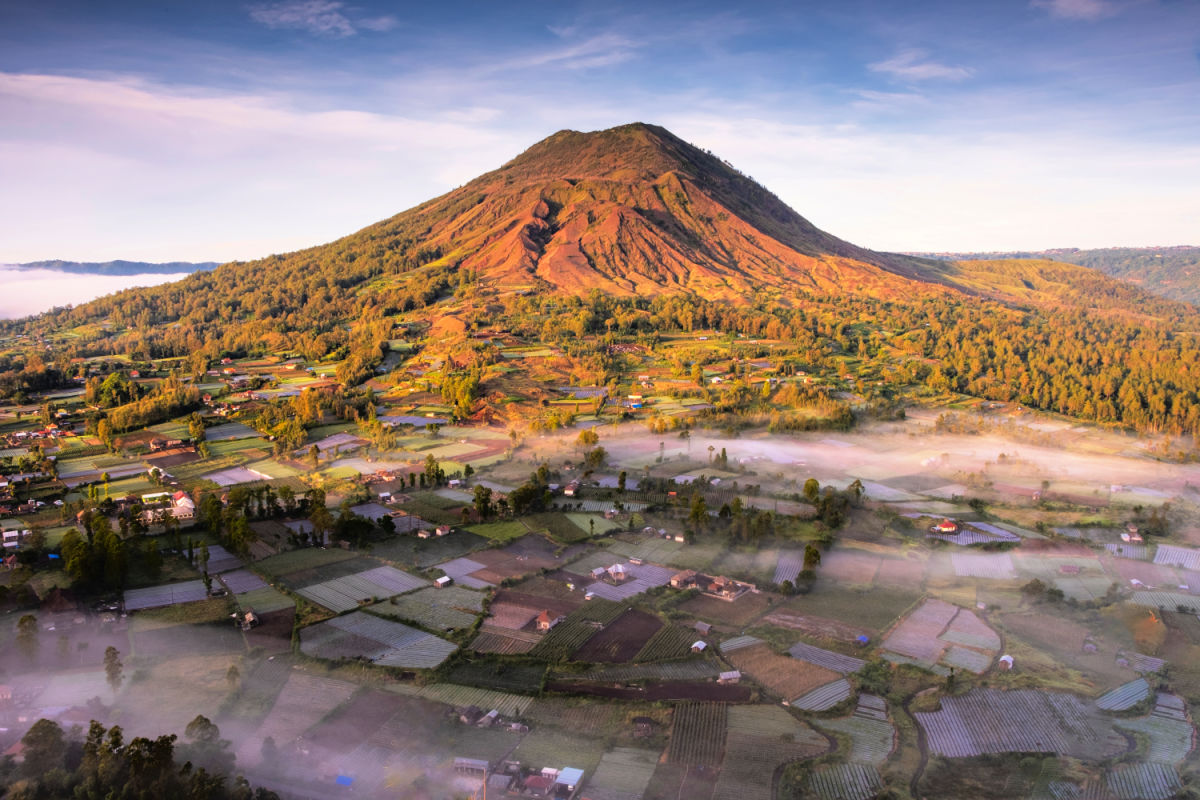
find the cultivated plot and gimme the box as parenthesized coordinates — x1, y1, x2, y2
(296, 565, 427, 612)
(124, 580, 208, 611)
(713, 705, 827, 800)
(300, 611, 457, 668)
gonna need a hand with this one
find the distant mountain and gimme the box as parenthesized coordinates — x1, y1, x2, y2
(911, 247, 1200, 306)
(10, 259, 220, 276)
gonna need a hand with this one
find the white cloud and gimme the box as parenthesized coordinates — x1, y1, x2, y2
(249, 1, 356, 37)
(358, 16, 399, 32)
(869, 49, 973, 81)
(1031, 0, 1116, 21)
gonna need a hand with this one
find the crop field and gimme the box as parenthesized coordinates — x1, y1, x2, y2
(667, 702, 728, 765)
(466, 520, 530, 542)
(300, 611, 458, 668)
(370, 530, 487, 567)
(301, 688, 409, 753)
(469, 629, 540, 654)
(236, 670, 358, 767)
(821, 550, 883, 585)
(523, 698, 627, 736)
(787, 641, 866, 674)
(780, 586, 919, 633)
(1113, 693, 1195, 764)
(951, 552, 1017, 579)
(762, 610, 873, 645)
(792, 678, 853, 711)
(725, 642, 841, 703)
(1104, 762, 1183, 800)
(814, 695, 894, 765)
(573, 609, 663, 662)
(296, 565, 428, 612)
(606, 535, 685, 564)
(255, 547, 358, 579)
(530, 598, 625, 661)
(392, 682, 535, 717)
(634, 623, 696, 661)
(773, 550, 806, 585)
(446, 660, 546, 693)
(1096, 679, 1151, 711)
(574, 659, 720, 682)
(880, 598, 998, 673)
(369, 585, 484, 631)
(714, 705, 829, 800)
(513, 728, 607, 772)
(679, 591, 773, 628)
(808, 764, 884, 800)
(524, 511, 594, 542)
(644, 763, 719, 800)
(236, 585, 294, 613)
(436, 556, 495, 589)
(916, 688, 1126, 760)
(124, 579, 208, 610)
(584, 747, 660, 800)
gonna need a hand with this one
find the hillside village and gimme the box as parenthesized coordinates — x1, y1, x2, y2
(2, 333, 1200, 800)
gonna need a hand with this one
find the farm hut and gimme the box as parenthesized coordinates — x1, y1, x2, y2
(608, 564, 627, 582)
(694, 621, 712, 635)
(416, 529, 432, 539)
(454, 757, 489, 775)
(459, 706, 484, 725)
(522, 775, 554, 796)
(435, 525, 452, 537)
(691, 640, 707, 653)
(435, 576, 453, 588)
(998, 655, 1014, 671)
(674, 533, 686, 543)
(488, 774, 514, 792)
(671, 570, 698, 589)
(536, 610, 563, 632)
(591, 567, 607, 579)
(933, 519, 959, 534)
(556, 768, 584, 793)
(718, 670, 742, 684)
(631, 716, 657, 737)
(478, 709, 499, 727)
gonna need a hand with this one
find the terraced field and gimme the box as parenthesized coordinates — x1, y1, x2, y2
(634, 624, 699, 661)
(808, 763, 883, 800)
(724, 642, 840, 704)
(1114, 693, 1195, 764)
(300, 611, 457, 668)
(814, 695, 894, 765)
(388, 682, 535, 717)
(1095, 678, 1151, 712)
(583, 747, 660, 800)
(529, 598, 625, 661)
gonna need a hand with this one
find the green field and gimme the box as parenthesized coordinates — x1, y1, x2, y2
(466, 520, 531, 543)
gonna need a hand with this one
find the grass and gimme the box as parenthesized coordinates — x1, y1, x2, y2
(466, 520, 531, 543)
(513, 728, 607, 772)
(254, 547, 358, 578)
(130, 596, 236, 630)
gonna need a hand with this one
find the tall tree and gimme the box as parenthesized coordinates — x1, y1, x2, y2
(104, 645, 124, 694)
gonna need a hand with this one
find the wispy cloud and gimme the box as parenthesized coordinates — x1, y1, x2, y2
(1031, 0, 1116, 21)
(249, 1, 358, 37)
(868, 48, 973, 81)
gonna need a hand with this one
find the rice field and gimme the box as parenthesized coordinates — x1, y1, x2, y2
(513, 728, 607, 772)
(124, 579, 208, 610)
(791, 679, 853, 711)
(634, 624, 697, 661)
(573, 660, 720, 683)
(787, 641, 866, 675)
(254, 547, 357, 578)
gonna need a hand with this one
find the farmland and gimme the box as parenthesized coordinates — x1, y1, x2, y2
(723, 642, 841, 703)
(666, 702, 727, 765)
(713, 705, 829, 800)
(572, 609, 662, 662)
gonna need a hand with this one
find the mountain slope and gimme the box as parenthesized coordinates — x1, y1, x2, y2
(352, 123, 945, 302)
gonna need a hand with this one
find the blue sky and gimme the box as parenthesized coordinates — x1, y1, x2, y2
(1, 0, 1197, 262)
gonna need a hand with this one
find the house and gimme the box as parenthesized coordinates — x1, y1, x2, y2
(932, 519, 959, 534)
(555, 768, 584, 793)
(591, 567, 607, 580)
(536, 610, 564, 632)
(718, 670, 742, 684)
(477, 709, 499, 727)
(693, 621, 712, 636)
(522, 775, 554, 797)
(671, 570, 698, 589)
(435, 525, 452, 537)
(998, 655, 1014, 671)
(563, 480, 581, 498)
(453, 756, 489, 775)
(607, 564, 627, 583)
(691, 640, 707, 653)
(435, 576, 453, 588)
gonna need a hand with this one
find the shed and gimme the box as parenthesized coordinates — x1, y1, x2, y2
(523, 775, 554, 796)
(478, 709, 499, 727)
(933, 519, 959, 534)
(556, 767, 584, 791)
(998, 654, 1014, 671)
(718, 670, 741, 684)
(435, 576, 453, 588)
(435, 525, 452, 537)
(691, 640, 707, 653)
(488, 773, 513, 792)
(694, 621, 712, 635)
(454, 757, 489, 774)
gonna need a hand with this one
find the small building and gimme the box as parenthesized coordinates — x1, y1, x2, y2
(556, 767, 584, 793)
(416, 529, 432, 539)
(693, 620, 712, 636)
(932, 519, 959, 534)
(691, 640, 707, 653)
(671, 570, 698, 589)
(454, 756, 489, 775)
(591, 567, 607, 580)
(607, 564, 627, 583)
(487, 773, 514, 792)
(435, 525, 452, 537)
(998, 655, 1014, 671)
(522, 775, 554, 797)
(478, 709, 499, 727)
(536, 610, 563, 632)
(718, 670, 742, 684)
(435, 576, 453, 588)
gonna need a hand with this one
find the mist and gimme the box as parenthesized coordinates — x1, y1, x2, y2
(0, 266, 188, 319)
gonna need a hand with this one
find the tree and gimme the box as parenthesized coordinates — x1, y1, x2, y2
(689, 493, 709, 530)
(617, 471, 627, 493)
(473, 484, 493, 520)
(226, 663, 240, 691)
(199, 542, 212, 594)
(17, 613, 39, 662)
(803, 478, 820, 503)
(576, 428, 599, 449)
(181, 714, 235, 777)
(583, 446, 607, 469)
(104, 645, 124, 694)
(803, 543, 822, 571)
(20, 719, 65, 777)
(308, 444, 320, 469)
(188, 412, 206, 442)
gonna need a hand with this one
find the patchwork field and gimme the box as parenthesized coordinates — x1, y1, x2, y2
(713, 705, 828, 800)
(667, 702, 728, 766)
(880, 598, 999, 675)
(722, 640, 840, 704)
(299, 611, 458, 668)
(369, 584, 485, 631)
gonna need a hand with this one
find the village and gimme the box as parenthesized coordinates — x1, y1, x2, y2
(2, 334, 1200, 800)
